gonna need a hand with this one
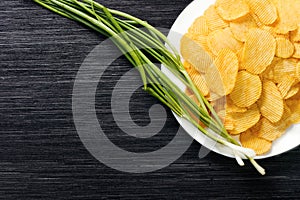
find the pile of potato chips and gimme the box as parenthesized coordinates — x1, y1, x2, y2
(181, 0, 300, 155)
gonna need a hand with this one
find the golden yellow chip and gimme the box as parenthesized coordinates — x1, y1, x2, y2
(207, 92, 223, 102)
(296, 62, 300, 81)
(225, 96, 248, 113)
(277, 76, 297, 98)
(229, 103, 261, 135)
(293, 43, 300, 59)
(285, 87, 300, 99)
(193, 35, 212, 55)
(286, 99, 300, 124)
(246, 0, 278, 25)
(215, 0, 249, 21)
(275, 38, 295, 58)
(274, 33, 290, 40)
(205, 48, 239, 96)
(230, 14, 257, 42)
(217, 110, 235, 130)
(183, 60, 193, 72)
(258, 80, 284, 123)
(230, 71, 262, 107)
(188, 16, 210, 36)
(240, 129, 272, 155)
(272, 0, 298, 34)
(207, 28, 243, 56)
(188, 66, 210, 96)
(250, 12, 263, 27)
(204, 5, 229, 31)
(260, 57, 281, 80)
(272, 59, 297, 83)
(291, 28, 300, 42)
(180, 34, 213, 73)
(241, 28, 276, 74)
(253, 118, 286, 141)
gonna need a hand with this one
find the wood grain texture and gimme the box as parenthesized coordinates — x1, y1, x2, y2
(0, 0, 299, 199)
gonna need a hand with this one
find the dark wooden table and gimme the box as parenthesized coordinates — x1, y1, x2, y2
(1, 0, 299, 199)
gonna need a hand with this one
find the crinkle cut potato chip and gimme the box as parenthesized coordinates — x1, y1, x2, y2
(205, 48, 239, 96)
(207, 28, 243, 56)
(296, 62, 300, 81)
(271, 0, 299, 34)
(188, 16, 210, 36)
(246, 0, 278, 25)
(291, 28, 300, 42)
(229, 103, 261, 135)
(253, 118, 286, 141)
(230, 71, 262, 107)
(275, 38, 295, 58)
(258, 80, 284, 123)
(242, 28, 276, 74)
(240, 129, 272, 155)
(285, 87, 300, 99)
(271, 59, 298, 83)
(286, 99, 300, 124)
(204, 5, 228, 31)
(180, 34, 213, 73)
(293, 43, 300, 59)
(187, 65, 210, 96)
(230, 14, 257, 42)
(277, 76, 296, 98)
(215, 0, 249, 21)
(226, 96, 247, 113)
(181, 0, 300, 156)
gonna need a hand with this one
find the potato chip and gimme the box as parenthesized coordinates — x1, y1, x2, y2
(296, 62, 300, 81)
(277, 76, 297, 98)
(275, 38, 295, 58)
(286, 99, 300, 124)
(207, 28, 243, 56)
(229, 103, 261, 135)
(285, 87, 300, 99)
(226, 96, 247, 113)
(258, 80, 284, 123)
(250, 12, 263, 27)
(193, 35, 212, 55)
(180, 34, 214, 73)
(261, 57, 281, 80)
(215, 0, 249, 21)
(242, 28, 276, 74)
(230, 14, 257, 42)
(291, 28, 300, 42)
(293, 43, 300, 59)
(205, 48, 239, 96)
(217, 110, 235, 130)
(188, 66, 210, 96)
(253, 118, 286, 141)
(246, 0, 278, 25)
(230, 71, 262, 107)
(272, 59, 297, 83)
(240, 129, 272, 155)
(207, 92, 223, 102)
(272, 0, 298, 34)
(183, 60, 193, 72)
(204, 5, 229, 31)
(188, 16, 210, 36)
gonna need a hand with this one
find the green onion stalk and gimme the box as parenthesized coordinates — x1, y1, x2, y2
(34, 0, 265, 175)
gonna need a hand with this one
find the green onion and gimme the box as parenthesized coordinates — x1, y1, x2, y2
(34, 0, 265, 175)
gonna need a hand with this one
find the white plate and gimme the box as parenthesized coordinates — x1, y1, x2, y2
(163, 0, 300, 159)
